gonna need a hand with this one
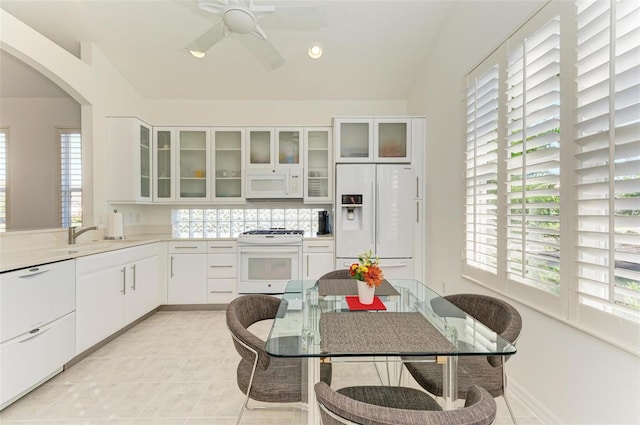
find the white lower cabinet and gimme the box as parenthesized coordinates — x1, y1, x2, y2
(167, 242, 206, 304)
(303, 239, 335, 280)
(206, 241, 237, 303)
(0, 260, 76, 409)
(75, 244, 160, 354)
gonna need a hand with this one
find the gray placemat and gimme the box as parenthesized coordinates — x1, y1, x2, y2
(320, 312, 456, 354)
(318, 279, 400, 296)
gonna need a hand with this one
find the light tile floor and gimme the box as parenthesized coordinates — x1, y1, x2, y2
(0, 310, 544, 424)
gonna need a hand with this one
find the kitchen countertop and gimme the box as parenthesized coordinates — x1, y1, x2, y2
(0, 234, 334, 273)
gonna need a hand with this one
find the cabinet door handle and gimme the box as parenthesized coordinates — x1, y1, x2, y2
(209, 246, 235, 250)
(121, 267, 126, 295)
(170, 256, 174, 278)
(174, 246, 199, 249)
(306, 255, 309, 277)
(131, 264, 137, 290)
(416, 177, 419, 198)
(210, 290, 233, 294)
(209, 265, 233, 268)
(416, 201, 420, 223)
(18, 267, 50, 278)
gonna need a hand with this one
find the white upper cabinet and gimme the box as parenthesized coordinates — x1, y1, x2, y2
(211, 128, 244, 201)
(177, 128, 210, 201)
(153, 127, 175, 202)
(304, 127, 332, 203)
(107, 117, 153, 203)
(246, 127, 275, 168)
(334, 117, 412, 163)
(275, 127, 303, 169)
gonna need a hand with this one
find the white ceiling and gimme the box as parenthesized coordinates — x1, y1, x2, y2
(0, 0, 454, 101)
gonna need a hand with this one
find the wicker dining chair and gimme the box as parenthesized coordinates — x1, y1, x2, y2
(226, 294, 332, 424)
(315, 381, 497, 425)
(318, 269, 352, 280)
(403, 293, 522, 424)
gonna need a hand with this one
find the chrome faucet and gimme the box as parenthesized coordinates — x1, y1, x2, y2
(68, 225, 98, 245)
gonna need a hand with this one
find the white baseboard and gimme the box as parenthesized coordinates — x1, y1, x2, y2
(508, 377, 564, 425)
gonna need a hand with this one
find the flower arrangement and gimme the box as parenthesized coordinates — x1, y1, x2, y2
(349, 249, 384, 288)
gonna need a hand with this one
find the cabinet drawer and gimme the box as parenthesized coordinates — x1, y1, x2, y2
(167, 241, 206, 253)
(0, 312, 75, 408)
(303, 240, 334, 253)
(207, 254, 237, 278)
(206, 241, 237, 253)
(0, 260, 75, 343)
(207, 279, 236, 303)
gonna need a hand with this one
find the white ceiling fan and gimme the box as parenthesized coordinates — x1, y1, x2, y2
(187, 0, 324, 70)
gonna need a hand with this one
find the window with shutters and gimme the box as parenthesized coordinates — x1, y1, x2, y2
(0, 129, 6, 232)
(59, 129, 82, 228)
(463, 0, 639, 351)
(506, 17, 561, 295)
(575, 0, 640, 329)
(465, 64, 500, 275)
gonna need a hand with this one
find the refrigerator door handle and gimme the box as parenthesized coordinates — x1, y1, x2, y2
(382, 261, 409, 268)
(375, 179, 379, 247)
(372, 180, 376, 246)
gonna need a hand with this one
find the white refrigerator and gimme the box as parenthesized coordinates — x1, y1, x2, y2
(335, 164, 415, 278)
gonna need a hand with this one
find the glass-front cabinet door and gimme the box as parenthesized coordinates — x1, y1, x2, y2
(212, 128, 244, 201)
(374, 118, 411, 162)
(334, 118, 373, 163)
(246, 127, 274, 168)
(154, 127, 175, 201)
(177, 128, 210, 201)
(304, 127, 332, 202)
(276, 128, 302, 167)
(139, 125, 151, 199)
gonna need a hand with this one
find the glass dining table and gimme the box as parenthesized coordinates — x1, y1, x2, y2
(265, 279, 517, 424)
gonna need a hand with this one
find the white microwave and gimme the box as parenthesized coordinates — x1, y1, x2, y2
(245, 168, 303, 199)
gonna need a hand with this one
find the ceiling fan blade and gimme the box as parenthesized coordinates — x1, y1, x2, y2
(198, 0, 227, 14)
(239, 31, 285, 70)
(186, 21, 226, 54)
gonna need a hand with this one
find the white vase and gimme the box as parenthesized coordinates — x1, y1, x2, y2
(356, 280, 375, 304)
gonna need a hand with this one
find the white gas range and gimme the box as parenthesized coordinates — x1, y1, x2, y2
(237, 229, 303, 295)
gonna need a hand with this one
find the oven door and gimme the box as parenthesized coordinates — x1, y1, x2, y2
(238, 246, 301, 294)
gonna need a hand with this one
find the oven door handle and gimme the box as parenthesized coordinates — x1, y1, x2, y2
(239, 246, 301, 254)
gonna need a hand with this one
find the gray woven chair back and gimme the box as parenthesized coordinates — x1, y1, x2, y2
(318, 269, 351, 280)
(315, 382, 496, 425)
(444, 293, 522, 367)
(226, 294, 281, 371)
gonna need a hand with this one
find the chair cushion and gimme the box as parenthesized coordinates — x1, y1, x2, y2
(337, 386, 442, 411)
(405, 355, 504, 398)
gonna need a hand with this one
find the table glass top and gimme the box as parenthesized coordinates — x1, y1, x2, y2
(265, 279, 517, 358)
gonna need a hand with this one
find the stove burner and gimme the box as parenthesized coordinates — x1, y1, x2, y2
(242, 229, 304, 236)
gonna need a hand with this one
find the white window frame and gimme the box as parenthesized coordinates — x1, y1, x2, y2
(0, 129, 7, 232)
(59, 128, 82, 228)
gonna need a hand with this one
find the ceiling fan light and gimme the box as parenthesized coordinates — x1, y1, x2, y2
(189, 49, 206, 59)
(224, 8, 256, 34)
(308, 44, 323, 59)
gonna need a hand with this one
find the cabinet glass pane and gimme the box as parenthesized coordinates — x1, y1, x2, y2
(180, 131, 207, 198)
(156, 130, 172, 199)
(215, 131, 242, 198)
(249, 131, 271, 164)
(278, 130, 300, 165)
(140, 126, 150, 198)
(307, 130, 329, 198)
(340, 123, 369, 158)
(377, 122, 408, 158)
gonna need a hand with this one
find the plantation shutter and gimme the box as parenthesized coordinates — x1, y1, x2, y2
(60, 130, 82, 228)
(505, 16, 561, 295)
(465, 64, 500, 274)
(575, 0, 640, 322)
(0, 130, 6, 232)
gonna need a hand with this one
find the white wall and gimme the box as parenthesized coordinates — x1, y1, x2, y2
(407, 1, 640, 424)
(0, 97, 80, 230)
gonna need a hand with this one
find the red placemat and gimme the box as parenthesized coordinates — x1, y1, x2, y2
(345, 296, 387, 311)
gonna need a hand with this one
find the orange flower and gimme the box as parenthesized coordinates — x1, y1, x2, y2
(349, 249, 384, 288)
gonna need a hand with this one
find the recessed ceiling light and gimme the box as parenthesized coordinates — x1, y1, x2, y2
(189, 49, 206, 59)
(308, 44, 323, 59)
